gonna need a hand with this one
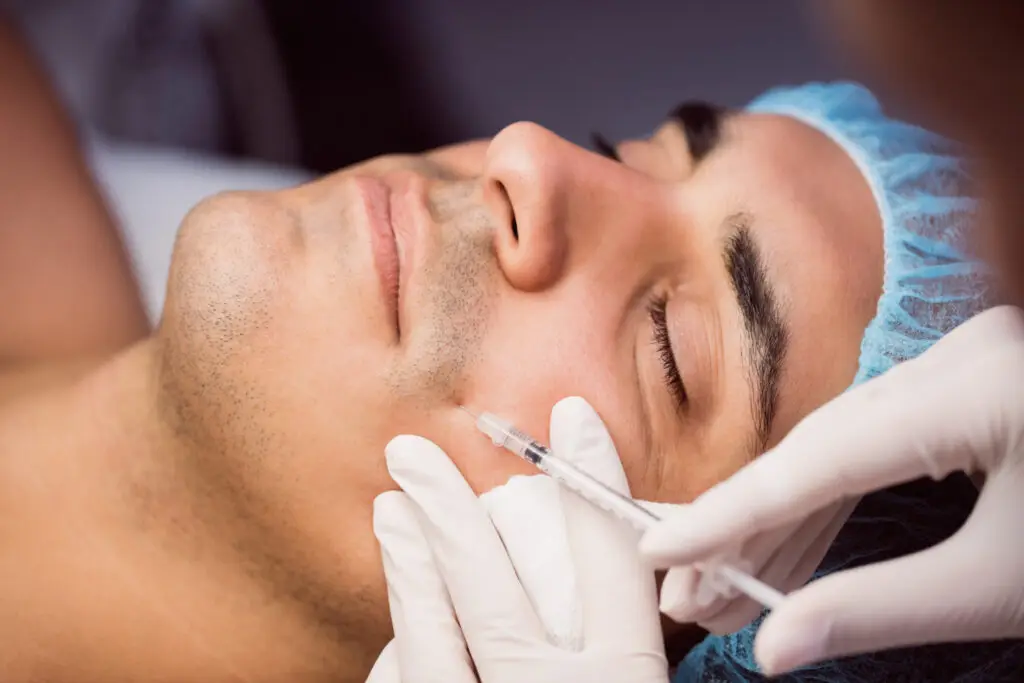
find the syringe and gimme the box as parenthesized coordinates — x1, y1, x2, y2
(461, 407, 785, 610)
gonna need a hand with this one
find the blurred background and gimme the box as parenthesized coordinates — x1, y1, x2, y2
(3, 0, 849, 318)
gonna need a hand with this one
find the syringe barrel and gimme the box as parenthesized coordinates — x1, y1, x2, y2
(535, 454, 660, 531)
(468, 409, 785, 611)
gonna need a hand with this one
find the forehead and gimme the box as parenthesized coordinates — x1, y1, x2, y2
(697, 112, 883, 444)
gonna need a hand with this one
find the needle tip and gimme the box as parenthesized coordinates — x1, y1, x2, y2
(458, 405, 479, 420)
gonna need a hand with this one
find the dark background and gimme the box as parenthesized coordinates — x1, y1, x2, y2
(7, 0, 851, 173)
(261, 0, 847, 172)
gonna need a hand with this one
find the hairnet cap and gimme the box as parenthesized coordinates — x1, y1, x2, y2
(747, 81, 994, 385)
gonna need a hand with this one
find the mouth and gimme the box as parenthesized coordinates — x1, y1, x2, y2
(359, 176, 402, 335)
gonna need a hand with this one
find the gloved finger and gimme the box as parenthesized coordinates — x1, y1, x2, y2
(385, 436, 544, 647)
(687, 520, 798, 629)
(656, 515, 801, 630)
(655, 495, 851, 634)
(770, 499, 857, 596)
(639, 345, 1000, 568)
(549, 397, 663, 649)
(365, 641, 400, 683)
(550, 396, 632, 493)
(754, 485, 1024, 676)
(644, 508, 707, 629)
(642, 306, 1024, 574)
(373, 492, 477, 683)
(481, 474, 584, 649)
(699, 499, 854, 635)
(657, 565, 702, 624)
(660, 545, 775, 629)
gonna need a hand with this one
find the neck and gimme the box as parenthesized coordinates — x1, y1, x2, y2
(0, 341, 367, 682)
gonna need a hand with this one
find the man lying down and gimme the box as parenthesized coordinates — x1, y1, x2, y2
(2, 81, 1020, 682)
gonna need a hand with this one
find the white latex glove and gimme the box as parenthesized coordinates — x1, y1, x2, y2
(640, 305, 1024, 675)
(367, 397, 671, 683)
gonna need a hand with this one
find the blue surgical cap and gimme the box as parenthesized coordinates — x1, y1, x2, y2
(674, 82, 1024, 682)
(747, 81, 995, 383)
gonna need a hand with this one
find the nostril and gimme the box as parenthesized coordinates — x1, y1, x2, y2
(494, 179, 518, 242)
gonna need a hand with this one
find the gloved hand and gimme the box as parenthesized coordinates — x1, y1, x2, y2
(640, 305, 1024, 675)
(366, 397, 671, 683)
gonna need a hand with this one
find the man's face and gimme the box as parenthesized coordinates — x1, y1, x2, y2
(157, 105, 881, 651)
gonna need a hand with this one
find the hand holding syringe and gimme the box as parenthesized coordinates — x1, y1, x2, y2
(461, 407, 785, 611)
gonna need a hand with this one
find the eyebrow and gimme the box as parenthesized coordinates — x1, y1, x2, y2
(669, 101, 726, 164)
(722, 215, 788, 451)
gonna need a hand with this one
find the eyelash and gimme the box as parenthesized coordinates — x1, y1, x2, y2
(590, 132, 621, 162)
(648, 293, 688, 409)
(594, 133, 686, 408)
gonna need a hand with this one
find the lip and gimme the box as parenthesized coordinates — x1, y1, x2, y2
(359, 176, 402, 333)
(388, 174, 419, 322)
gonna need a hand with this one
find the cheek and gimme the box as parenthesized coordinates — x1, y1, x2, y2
(164, 210, 404, 491)
(452, 340, 580, 494)
(451, 306, 642, 495)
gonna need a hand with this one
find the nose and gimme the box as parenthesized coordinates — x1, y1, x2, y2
(482, 122, 658, 292)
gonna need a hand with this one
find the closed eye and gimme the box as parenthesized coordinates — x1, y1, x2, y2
(648, 293, 687, 410)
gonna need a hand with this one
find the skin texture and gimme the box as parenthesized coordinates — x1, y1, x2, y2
(9, 3, 1024, 680)
(0, 110, 882, 682)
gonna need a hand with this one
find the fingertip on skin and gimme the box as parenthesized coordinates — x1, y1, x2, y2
(365, 641, 400, 683)
(371, 491, 413, 540)
(549, 396, 610, 450)
(550, 396, 595, 427)
(385, 434, 450, 480)
(549, 397, 595, 455)
(385, 433, 435, 460)
(383, 435, 416, 473)
(372, 490, 407, 516)
(549, 395, 632, 493)
(382, 435, 466, 523)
